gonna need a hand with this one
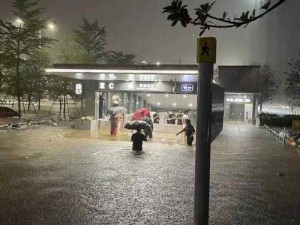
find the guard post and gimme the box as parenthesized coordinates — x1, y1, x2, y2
(195, 37, 217, 225)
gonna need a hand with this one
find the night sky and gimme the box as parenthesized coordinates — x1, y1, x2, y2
(1, 0, 299, 75)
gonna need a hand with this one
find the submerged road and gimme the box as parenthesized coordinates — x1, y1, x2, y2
(0, 124, 299, 225)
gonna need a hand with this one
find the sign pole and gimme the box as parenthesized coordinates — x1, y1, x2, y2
(194, 37, 216, 225)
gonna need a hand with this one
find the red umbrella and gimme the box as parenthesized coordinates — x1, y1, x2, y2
(132, 108, 150, 120)
(139, 108, 150, 117)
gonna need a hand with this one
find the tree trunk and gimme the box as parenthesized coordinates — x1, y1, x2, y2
(16, 56, 21, 118)
(59, 97, 62, 119)
(63, 95, 66, 119)
(27, 96, 31, 111)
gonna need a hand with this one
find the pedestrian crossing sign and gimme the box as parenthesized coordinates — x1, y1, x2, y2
(197, 37, 216, 63)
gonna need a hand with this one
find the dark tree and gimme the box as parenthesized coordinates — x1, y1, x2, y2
(163, 0, 287, 36)
(284, 54, 300, 110)
(49, 34, 82, 117)
(258, 65, 277, 111)
(0, 0, 54, 117)
(73, 18, 107, 63)
(22, 49, 51, 111)
(105, 51, 136, 65)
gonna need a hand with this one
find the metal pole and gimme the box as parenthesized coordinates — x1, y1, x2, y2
(194, 62, 214, 225)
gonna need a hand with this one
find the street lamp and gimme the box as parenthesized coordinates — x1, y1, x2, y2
(15, 18, 24, 25)
(47, 22, 56, 31)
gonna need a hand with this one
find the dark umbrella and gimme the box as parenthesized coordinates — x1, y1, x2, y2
(124, 120, 151, 131)
(107, 106, 127, 115)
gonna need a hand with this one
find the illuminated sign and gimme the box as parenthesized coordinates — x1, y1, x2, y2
(180, 84, 194, 92)
(99, 82, 115, 90)
(75, 83, 82, 95)
(136, 83, 154, 90)
(108, 83, 114, 89)
(99, 82, 105, 89)
(226, 98, 251, 103)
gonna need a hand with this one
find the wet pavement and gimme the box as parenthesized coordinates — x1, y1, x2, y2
(0, 124, 299, 225)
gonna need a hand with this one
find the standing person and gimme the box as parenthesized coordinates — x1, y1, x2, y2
(176, 119, 195, 146)
(131, 128, 147, 151)
(109, 113, 118, 136)
(99, 92, 106, 118)
(142, 116, 153, 138)
(153, 112, 160, 124)
(182, 110, 190, 128)
(112, 93, 121, 107)
(167, 111, 176, 124)
(176, 111, 183, 125)
(117, 112, 125, 133)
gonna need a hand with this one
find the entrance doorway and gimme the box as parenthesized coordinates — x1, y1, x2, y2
(230, 103, 245, 122)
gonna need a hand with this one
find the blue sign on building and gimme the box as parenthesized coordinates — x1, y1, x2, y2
(180, 84, 194, 92)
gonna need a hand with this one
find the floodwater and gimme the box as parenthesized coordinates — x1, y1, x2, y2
(0, 124, 299, 225)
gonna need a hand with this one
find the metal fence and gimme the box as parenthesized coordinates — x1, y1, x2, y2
(264, 125, 286, 145)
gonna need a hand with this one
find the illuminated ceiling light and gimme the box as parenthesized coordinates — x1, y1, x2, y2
(189, 103, 193, 107)
(45, 68, 198, 75)
(147, 94, 151, 97)
(136, 102, 139, 105)
(173, 103, 177, 106)
(156, 61, 161, 66)
(109, 73, 116, 79)
(128, 74, 135, 81)
(183, 95, 187, 98)
(157, 102, 161, 106)
(165, 94, 169, 97)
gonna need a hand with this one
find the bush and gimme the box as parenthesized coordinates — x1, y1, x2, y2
(258, 113, 300, 127)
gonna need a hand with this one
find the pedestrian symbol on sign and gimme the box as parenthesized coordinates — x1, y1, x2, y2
(201, 42, 210, 56)
(197, 37, 216, 63)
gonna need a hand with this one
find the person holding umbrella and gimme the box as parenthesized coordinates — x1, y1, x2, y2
(176, 119, 195, 146)
(131, 128, 147, 151)
(109, 113, 118, 135)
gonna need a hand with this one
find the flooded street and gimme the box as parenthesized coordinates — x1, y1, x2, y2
(0, 124, 299, 224)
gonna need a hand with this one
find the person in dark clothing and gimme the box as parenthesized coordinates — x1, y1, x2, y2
(176, 119, 195, 146)
(99, 92, 106, 118)
(142, 116, 153, 138)
(153, 112, 160, 124)
(176, 112, 183, 125)
(167, 111, 176, 124)
(131, 128, 147, 151)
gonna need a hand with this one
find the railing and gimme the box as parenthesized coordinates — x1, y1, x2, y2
(0, 120, 46, 133)
(264, 124, 286, 145)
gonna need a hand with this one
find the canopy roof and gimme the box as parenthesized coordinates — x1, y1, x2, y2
(45, 64, 199, 82)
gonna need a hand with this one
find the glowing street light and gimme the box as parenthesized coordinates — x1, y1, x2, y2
(47, 22, 56, 31)
(15, 18, 24, 26)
